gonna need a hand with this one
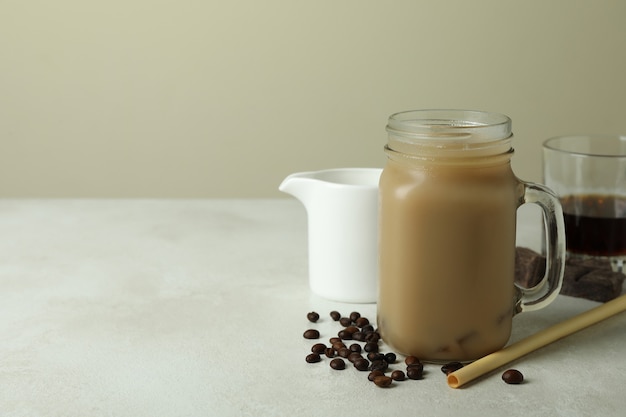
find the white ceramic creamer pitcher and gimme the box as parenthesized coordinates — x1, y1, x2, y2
(279, 168, 382, 303)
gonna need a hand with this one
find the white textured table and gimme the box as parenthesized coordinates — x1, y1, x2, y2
(0, 199, 624, 417)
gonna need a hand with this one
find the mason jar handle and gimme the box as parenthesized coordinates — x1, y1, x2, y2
(516, 181, 566, 313)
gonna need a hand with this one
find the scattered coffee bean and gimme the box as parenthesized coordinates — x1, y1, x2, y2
(330, 311, 341, 321)
(338, 330, 353, 340)
(348, 352, 363, 363)
(373, 375, 393, 388)
(384, 352, 397, 364)
(307, 311, 320, 322)
(303, 329, 320, 339)
(441, 361, 464, 375)
(349, 343, 362, 353)
(406, 365, 423, 380)
(344, 326, 359, 334)
(329, 337, 342, 345)
(391, 370, 406, 381)
(361, 324, 375, 333)
(367, 352, 384, 362)
(355, 317, 369, 327)
(324, 347, 335, 358)
(311, 343, 326, 354)
(306, 353, 321, 363)
(405, 356, 421, 366)
(338, 347, 351, 358)
(368, 370, 384, 381)
(354, 358, 370, 371)
(369, 359, 389, 372)
(332, 342, 346, 351)
(364, 332, 380, 343)
(349, 311, 361, 321)
(352, 331, 365, 342)
(364, 342, 379, 353)
(339, 317, 353, 327)
(330, 358, 346, 370)
(502, 369, 524, 384)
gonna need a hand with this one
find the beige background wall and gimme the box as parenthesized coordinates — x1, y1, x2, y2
(1, 0, 625, 197)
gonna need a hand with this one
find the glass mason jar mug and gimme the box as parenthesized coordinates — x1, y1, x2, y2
(377, 110, 566, 362)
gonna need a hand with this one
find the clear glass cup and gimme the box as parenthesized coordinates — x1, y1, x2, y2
(543, 135, 626, 273)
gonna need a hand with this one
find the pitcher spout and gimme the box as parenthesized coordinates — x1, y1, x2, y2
(278, 172, 318, 205)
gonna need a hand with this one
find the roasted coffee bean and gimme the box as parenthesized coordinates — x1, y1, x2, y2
(324, 347, 335, 358)
(441, 361, 464, 375)
(406, 365, 423, 380)
(349, 311, 361, 322)
(355, 317, 370, 327)
(349, 343, 362, 353)
(338, 330, 353, 340)
(405, 356, 421, 366)
(361, 324, 375, 333)
(311, 343, 326, 354)
(364, 342, 379, 353)
(391, 370, 406, 381)
(344, 326, 359, 334)
(307, 311, 320, 322)
(407, 361, 423, 369)
(502, 369, 524, 384)
(364, 332, 380, 343)
(352, 331, 365, 342)
(354, 358, 370, 371)
(384, 352, 397, 364)
(369, 359, 389, 372)
(306, 353, 321, 363)
(330, 358, 345, 370)
(348, 352, 362, 363)
(332, 342, 346, 351)
(360, 330, 373, 339)
(303, 329, 320, 339)
(367, 352, 384, 361)
(339, 317, 353, 327)
(368, 370, 384, 381)
(330, 311, 341, 321)
(329, 337, 342, 345)
(373, 375, 393, 388)
(338, 347, 351, 358)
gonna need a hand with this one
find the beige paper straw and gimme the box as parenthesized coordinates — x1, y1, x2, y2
(447, 294, 626, 388)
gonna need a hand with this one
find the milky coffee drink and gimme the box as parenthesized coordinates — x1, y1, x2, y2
(377, 110, 566, 363)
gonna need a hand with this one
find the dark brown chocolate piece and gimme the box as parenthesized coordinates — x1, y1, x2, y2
(560, 256, 624, 303)
(514, 247, 625, 303)
(515, 247, 546, 288)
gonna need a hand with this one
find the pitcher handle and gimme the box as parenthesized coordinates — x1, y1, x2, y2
(515, 181, 567, 313)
